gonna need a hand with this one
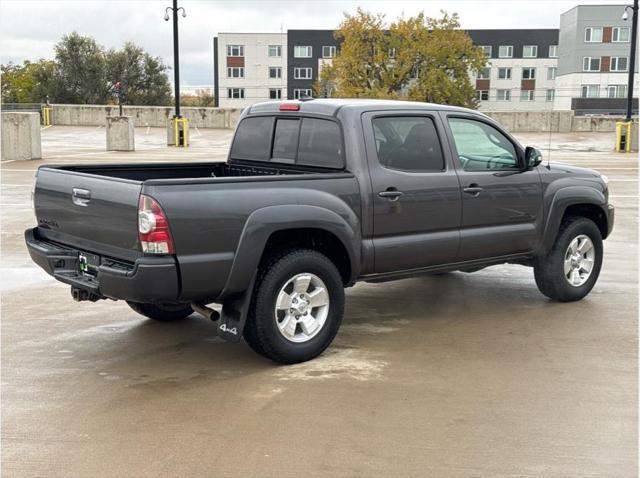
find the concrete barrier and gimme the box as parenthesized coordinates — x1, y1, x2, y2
(1, 112, 42, 161)
(47, 104, 637, 134)
(50, 104, 242, 129)
(106, 116, 135, 151)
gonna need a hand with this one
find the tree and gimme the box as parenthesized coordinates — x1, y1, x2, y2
(53, 32, 108, 104)
(1, 32, 172, 106)
(316, 9, 486, 108)
(1, 60, 58, 103)
(105, 42, 172, 106)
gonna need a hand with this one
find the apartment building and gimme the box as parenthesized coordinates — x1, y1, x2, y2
(212, 5, 637, 114)
(467, 30, 560, 111)
(287, 30, 339, 100)
(554, 4, 639, 114)
(214, 33, 287, 108)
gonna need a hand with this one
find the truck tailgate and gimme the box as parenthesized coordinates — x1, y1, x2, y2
(34, 168, 142, 256)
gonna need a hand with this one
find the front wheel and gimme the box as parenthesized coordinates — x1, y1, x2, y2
(127, 302, 193, 321)
(243, 249, 345, 364)
(534, 217, 603, 302)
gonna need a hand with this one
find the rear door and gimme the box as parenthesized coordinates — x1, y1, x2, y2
(441, 113, 543, 260)
(362, 111, 462, 273)
(34, 168, 142, 259)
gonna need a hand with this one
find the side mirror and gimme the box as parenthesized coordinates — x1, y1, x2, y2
(525, 146, 543, 169)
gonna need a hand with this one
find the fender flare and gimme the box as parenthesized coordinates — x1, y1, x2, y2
(218, 204, 361, 300)
(539, 186, 608, 254)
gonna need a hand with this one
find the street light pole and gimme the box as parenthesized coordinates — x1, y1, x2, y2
(624, 0, 638, 121)
(165, 0, 186, 118)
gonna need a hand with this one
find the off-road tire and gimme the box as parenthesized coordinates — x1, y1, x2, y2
(127, 302, 193, 321)
(243, 248, 345, 364)
(533, 216, 603, 302)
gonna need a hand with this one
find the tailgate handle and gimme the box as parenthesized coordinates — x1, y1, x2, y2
(72, 188, 91, 206)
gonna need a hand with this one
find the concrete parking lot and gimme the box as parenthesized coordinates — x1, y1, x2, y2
(1, 126, 637, 477)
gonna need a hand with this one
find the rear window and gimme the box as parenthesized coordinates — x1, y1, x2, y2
(230, 115, 344, 169)
(272, 118, 299, 162)
(230, 116, 274, 161)
(298, 118, 343, 169)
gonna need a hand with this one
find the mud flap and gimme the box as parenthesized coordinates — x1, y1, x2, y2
(217, 274, 256, 342)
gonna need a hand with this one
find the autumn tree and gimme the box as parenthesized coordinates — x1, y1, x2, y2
(316, 9, 486, 108)
(1, 60, 58, 103)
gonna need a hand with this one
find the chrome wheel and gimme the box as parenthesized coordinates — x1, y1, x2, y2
(564, 234, 596, 287)
(274, 273, 330, 343)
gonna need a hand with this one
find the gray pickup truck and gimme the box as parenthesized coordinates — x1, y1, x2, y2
(26, 99, 614, 363)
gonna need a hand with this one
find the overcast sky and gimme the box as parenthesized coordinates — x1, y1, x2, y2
(0, 0, 628, 87)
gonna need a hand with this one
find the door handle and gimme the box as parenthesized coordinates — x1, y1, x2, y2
(463, 184, 483, 196)
(72, 188, 91, 206)
(378, 188, 404, 201)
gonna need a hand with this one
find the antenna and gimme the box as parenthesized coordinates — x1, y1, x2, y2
(546, 90, 553, 169)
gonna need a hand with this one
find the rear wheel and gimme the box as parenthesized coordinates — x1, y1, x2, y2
(243, 249, 345, 364)
(127, 302, 193, 321)
(533, 216, 603, 302)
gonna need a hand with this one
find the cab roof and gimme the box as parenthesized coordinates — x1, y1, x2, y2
(246, 98, 480, 118)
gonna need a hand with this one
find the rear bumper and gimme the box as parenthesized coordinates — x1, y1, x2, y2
(25, 228, 179, 303)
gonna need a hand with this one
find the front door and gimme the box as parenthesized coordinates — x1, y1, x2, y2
(362, 112, 462, 273)
(442, 114, 543, 261)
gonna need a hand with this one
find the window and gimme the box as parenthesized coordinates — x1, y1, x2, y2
(520, 90, 535, 101)
(581, 85, 600, 98)
(496, 89, 511, 101)
(371, 116, 444, 172)
(293, 67, 312, 80)
(226, 45, 244, 57)
(298, 118, 344, 169)
(268, 45, 282, 57)
(613, 27, 630, 42)
(523, 45, 538, 58)
(585, 27, 603, 42)
(227, 67, 244, 78)
(546, 89, 555, 101)
(498, 67, 512, 80)
(522, 67, 536, 79)
(448, 118, 518, 171)
(549, 45, 558, 58)
(272, 118, 299, 162)
(293, 89, 312, 99)
(547, 67, 557, 80)
(611, 56, 628, 72)
(498, 45, 513, 58)
(269, 88, 282, 99)
(480, 45, 492, 57)
(477, 67, 491, 79)
(583, 57, 601, 72)
(230, 116, 274, 160)
(269, 67, 282, 79)
(294, 45, 312, 58)
(476, 90, 489, 101)
(607, 85, 627, 98)
(388, 47, 396, 58)
(227, 88, 245, 99)
(322, 46, 336, 58)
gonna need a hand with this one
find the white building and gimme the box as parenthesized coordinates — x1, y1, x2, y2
(216, 33, 287, 108)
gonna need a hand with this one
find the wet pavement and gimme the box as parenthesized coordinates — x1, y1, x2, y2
(1, 127, 637, 477)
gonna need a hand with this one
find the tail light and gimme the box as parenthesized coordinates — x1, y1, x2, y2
(138, 194, 175, 254)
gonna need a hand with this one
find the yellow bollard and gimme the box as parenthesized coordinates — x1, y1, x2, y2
(173, 117, 189, 147)
(41, 106, 52, 126)
(615, 121, 632, 153)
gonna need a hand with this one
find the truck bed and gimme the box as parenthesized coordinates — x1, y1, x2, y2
(55, 161, 318, 183)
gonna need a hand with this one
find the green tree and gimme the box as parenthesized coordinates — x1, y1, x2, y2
(317, 9, 486, 108)
(53, 32, 108, 103)
(105, 42, 172, 106)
